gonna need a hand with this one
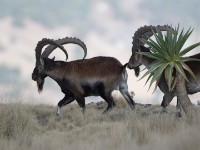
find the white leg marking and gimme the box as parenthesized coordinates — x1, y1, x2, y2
(56, 106, 61, 116)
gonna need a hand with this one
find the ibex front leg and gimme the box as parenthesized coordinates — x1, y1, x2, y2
(161, 92, 182, 118)
(100, 93, 116, 113)
(161, 92, 175, 113)
(56, 95, 75, 116)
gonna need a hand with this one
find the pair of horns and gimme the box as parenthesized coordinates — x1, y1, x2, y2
(132, 25, 174, 52)
(35, 37, 87, 66)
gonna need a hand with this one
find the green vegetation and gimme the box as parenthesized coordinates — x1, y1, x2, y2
(0, 101, 200, 150)
(139, 26, 200, 91)
(139, 25, 200, 117)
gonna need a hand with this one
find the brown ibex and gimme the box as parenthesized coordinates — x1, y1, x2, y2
(32, 37, 135, 116)
(127, 25, 200, 116)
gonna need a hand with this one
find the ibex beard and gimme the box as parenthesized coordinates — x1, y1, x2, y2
(32, 66, 45, 93)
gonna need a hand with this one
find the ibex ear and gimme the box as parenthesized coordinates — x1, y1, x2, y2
(40, 57, 44, 66)
(52, 56, 55, 61)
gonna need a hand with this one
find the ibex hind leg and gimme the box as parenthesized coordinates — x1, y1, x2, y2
(76, 98, 86, 114)
(57, 95, 75, 117)
(100, 93, 116, 113)
(119, 85, 135, 109)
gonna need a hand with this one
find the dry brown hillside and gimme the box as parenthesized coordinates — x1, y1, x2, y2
(0, 99, 200, 150)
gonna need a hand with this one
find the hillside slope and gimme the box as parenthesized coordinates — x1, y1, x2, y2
(0, 101, 200, 150)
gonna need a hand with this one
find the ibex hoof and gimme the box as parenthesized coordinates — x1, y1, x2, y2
(161, 108, 168, 113)
(175, 112, 182, 118)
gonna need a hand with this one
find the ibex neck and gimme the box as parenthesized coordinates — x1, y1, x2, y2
(45, 61, 67, 81)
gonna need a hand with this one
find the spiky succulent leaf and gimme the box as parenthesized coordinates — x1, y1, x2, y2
(180, 42, 200, 56)
(174, 62, 188, 82)
(181, 57, 200, 62)
(164, 63, 174, 91)
(181, 62, 196, 80)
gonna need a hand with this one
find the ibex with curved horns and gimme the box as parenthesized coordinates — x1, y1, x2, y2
(128, 25, 200, 116)
(32, 37, 135, 116)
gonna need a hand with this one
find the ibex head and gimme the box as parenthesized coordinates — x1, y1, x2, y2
(127, 25, 172, 76)
(32, 37, 87, 92)
(32, 38, 67, 92)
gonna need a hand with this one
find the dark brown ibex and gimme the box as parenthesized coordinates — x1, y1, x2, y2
(32, 37, 135, 116)
(127, 25, 200, 116)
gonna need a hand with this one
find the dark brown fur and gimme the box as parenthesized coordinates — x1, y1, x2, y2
(32, 56, 135, 115)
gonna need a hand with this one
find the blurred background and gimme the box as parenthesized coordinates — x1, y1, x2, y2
(0, 0, 199, 106)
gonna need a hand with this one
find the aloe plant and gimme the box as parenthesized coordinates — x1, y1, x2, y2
(139, 25, 200, 117)
(139, 25, 200, 91)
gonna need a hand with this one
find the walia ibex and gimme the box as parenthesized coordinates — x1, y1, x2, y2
(32, 37, 135, 116)
(127, 25, 200, 115)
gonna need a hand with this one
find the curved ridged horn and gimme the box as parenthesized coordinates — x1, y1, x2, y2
(132, 25, 173, 53)
(41, 37, 87, 60)
(142, 25, 175, 40)
(35, 38, 66, 66)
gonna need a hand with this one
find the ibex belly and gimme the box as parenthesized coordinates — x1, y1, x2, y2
(80, 81, 105, 96)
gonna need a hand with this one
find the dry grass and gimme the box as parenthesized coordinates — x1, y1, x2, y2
(0, 99, 200, 150)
